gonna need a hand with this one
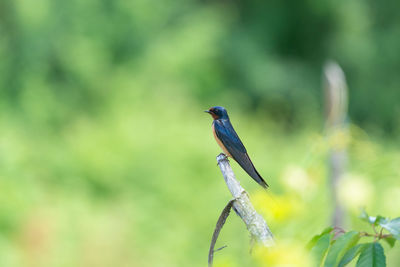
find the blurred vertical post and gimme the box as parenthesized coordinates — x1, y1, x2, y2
(323, 61, 348, 227)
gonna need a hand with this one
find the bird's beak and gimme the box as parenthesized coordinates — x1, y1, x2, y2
(204, 110, 211, 113)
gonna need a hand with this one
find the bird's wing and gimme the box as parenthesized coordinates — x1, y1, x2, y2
(213, 119, 247, 154)
(214, 119, 268, 188)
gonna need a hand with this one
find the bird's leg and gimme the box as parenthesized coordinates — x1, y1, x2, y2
(216, 153, 229, 166)
(218, 153, 229, 160)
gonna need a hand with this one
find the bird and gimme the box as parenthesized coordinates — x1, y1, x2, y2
(205, 106, 269, 189)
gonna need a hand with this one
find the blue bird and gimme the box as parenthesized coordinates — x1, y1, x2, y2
(205, 106, 269, 189)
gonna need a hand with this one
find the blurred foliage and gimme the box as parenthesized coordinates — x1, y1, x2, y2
(308, 210, 400, 267)
(0, 0, 400, 266)
(1, 0, 400, 131)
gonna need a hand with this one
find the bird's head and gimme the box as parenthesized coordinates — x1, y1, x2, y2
(205, 106, 228, 120)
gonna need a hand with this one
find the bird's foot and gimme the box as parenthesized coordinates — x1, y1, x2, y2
(216, 153, 229, 165)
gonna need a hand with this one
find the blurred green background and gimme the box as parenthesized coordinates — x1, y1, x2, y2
(0, 0, 400, 266)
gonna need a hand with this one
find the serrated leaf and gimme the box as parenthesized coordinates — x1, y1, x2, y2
(311, 232, 333, 266)
(324, 231, 360, 267)
(380, 217, 400, 240)
(338, 244, 368, 267)
(383, 237, 396, 248)
(307, 227, 334, 250)
(356, 243, 386, 267)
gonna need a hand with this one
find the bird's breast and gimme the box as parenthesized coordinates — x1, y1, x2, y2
(212, 123, 232, 157)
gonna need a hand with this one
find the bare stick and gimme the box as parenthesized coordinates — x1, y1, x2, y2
(208, 200, 234, 267)
(324, 61, 348, 227)
(216, 153, 274, 247)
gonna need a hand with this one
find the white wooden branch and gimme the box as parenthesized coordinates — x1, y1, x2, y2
(216, 153, 274, 247)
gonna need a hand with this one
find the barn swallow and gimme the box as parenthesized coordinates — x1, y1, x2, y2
(205, 106, 269, 188)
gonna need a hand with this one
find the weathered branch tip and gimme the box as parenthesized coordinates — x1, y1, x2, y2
(208, 153, 274, 267)
(217, 152, 274, 245)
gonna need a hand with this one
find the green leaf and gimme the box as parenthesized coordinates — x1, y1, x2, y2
(356, 243, 386, 267)
(383, 237, 396, 248)
(380, 217, 400, 240)
(373, 216, 388, 225)
(338, 244, 368, 267)
(359, 210, 388, 225)
(307, 227, 334, 250)
(324, 231, 360, 267)
(311, 232, 333, 266)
